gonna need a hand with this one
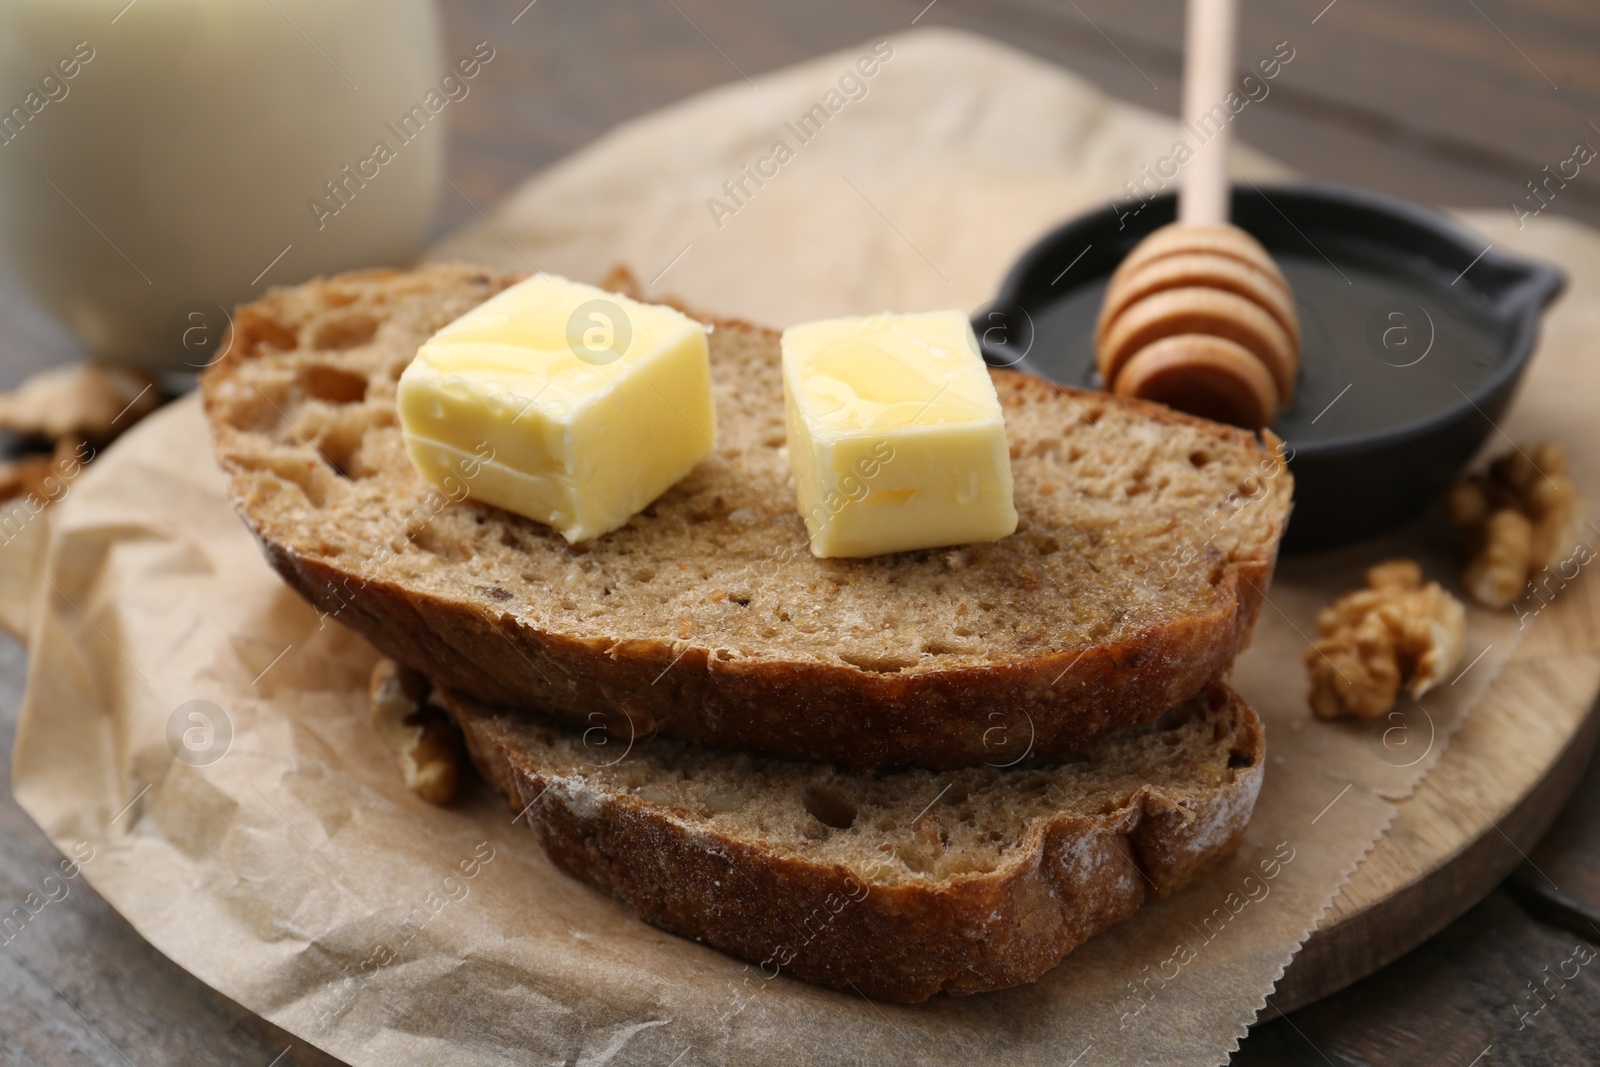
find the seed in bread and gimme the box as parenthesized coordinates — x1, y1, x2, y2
(201, 264, 1294, 770)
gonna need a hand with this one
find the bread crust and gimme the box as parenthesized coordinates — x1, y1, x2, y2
(203, 264, 1290, 770)
(446, 682, 1266, 1002)
(258, 535, 1270, 770)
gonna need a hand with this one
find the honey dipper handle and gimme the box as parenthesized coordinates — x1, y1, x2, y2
(1179, 0, 1239, 225)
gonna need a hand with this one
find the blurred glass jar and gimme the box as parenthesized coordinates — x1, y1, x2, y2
(0, 0, 445, 370)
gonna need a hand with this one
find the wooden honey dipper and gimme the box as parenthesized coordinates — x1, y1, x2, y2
(1094, 0, 1300, 430)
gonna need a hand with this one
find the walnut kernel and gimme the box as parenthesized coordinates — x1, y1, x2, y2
(368, 658, 462, 805)
(1447, 442, 1583, 609)
(0, 364, 157, 443)
(1306, 560, 1466, 720)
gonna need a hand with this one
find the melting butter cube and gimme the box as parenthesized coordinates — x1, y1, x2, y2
(781, 311, 1017, 558)
(397, 274, 714, 542)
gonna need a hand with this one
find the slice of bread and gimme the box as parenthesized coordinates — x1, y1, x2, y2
(442, 679, 1265, 1002)
(202, 264, 1292, 769)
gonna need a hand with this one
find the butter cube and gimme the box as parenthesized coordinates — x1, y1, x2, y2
(781, 311, 1017, 558)
(397, 274, 714, 542)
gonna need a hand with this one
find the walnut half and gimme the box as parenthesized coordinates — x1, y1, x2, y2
(0, 363, 157, 444)
(368, 659, 463, 805)
(1446, 441, 1582, 609)
(1306, 560, 1467, 720)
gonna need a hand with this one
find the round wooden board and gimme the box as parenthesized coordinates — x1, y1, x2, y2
(1269, 565, 1600, 1015)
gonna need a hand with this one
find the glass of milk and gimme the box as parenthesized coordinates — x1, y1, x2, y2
(0, 0, 447, 370)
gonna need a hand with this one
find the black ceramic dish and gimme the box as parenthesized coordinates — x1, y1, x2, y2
(976, 183, 1565, 551)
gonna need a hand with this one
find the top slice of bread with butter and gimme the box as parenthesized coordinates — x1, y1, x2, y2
(202, 264, 1292, 770)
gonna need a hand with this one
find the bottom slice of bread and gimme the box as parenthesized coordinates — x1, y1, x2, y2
(442, 682, 1264, 1002)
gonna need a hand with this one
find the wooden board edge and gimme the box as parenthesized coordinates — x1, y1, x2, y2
(1266, 566, 1600, 1016)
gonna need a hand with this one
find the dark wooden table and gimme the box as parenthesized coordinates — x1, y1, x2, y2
(3, 2, 1599, 1063)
